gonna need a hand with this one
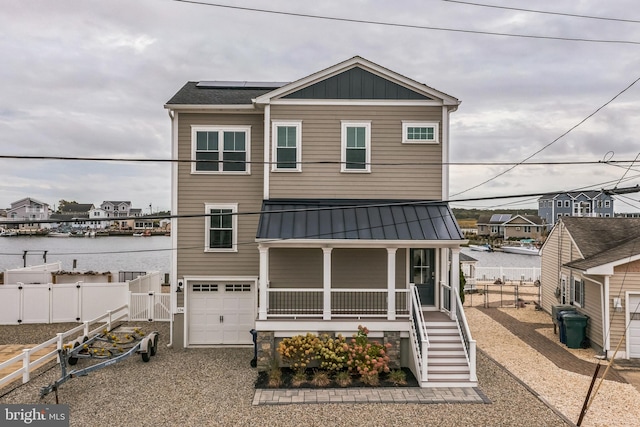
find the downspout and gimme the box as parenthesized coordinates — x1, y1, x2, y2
(263, 104, 270, 200)
(167, 109, 177, 348)
(441, 106, 449, 200)
(604, 275, 611, 357)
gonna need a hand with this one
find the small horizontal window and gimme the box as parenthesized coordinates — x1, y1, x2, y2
(402, 122, 439, 144)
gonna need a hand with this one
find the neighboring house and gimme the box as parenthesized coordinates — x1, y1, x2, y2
(165, 56, 475, 387)
(5, 198, 50, 230)
(538, 191, 614, 230)
(100, 201, 132, 218)
(123, 209, 154, 230)
(87, 206, 112, 229)
(540, 217, 640, 359)
(477, 213, 544, 240)
(460, 253, 478, 293)
(57, 203, 94, 228)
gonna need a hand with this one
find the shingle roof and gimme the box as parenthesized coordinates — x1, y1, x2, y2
(538, 191, 605, 200)
(256, 199, 463, 241)
(560, 217, 640, 270)
(166, 82, 278, 105)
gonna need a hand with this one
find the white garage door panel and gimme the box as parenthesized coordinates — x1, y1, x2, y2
(189, 283, 254, 345)
(629, 295, 640, 358)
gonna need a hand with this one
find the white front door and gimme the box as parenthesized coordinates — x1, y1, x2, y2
(188, 282, 255, 345)
(629, 294, 640, 358)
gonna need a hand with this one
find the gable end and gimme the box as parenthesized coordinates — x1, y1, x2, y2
(283, 67, 431, 100)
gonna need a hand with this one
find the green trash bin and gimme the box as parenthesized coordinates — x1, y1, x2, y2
(563, 313, 589, 349)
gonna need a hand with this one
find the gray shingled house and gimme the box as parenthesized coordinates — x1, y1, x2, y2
(540, 216, 640, 359)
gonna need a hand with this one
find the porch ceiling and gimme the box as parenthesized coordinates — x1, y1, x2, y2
(256, 199, 464, 243)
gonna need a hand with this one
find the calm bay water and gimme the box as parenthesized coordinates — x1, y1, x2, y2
(0, 235, 171, 274)
(0, 237, 536, 275)
(461, 247, 541, 269)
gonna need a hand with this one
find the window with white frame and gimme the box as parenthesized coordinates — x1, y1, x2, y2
(557, 200, 562, 207)
(571, 277, 584, 307)
(192, 126, 250, 174)
(564, 200, 570, 208)
(272, 121, 302, 171)
(205, 203, 237, 252)
(402, 121, 439, 144)
(605, 200, 611, 208)
(341, 121, 371, 172)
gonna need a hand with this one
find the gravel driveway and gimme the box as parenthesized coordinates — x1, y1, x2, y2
(0, 321, 570, 427)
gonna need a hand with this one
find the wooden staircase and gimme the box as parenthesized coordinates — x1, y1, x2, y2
(422, 311, 477, 387)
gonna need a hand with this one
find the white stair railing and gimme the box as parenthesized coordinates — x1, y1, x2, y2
(409, 284, 429, 383)
(452, 285, 478, 382)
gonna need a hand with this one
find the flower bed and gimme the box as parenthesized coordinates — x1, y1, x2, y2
(254, 367, 418, 389)
(256, 325, 417, 389)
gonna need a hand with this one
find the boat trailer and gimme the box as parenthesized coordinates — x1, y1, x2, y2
(40, 326, 159, 401)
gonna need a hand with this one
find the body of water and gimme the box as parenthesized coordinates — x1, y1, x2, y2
(0, 237, 535, 276)
(461, 247, 541, 269)
(0, 235, 171, 274)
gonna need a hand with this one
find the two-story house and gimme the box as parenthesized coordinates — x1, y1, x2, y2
(165, 56, 476, 387)
(538, 191, 614, 230)
(5, 197, 50, 230)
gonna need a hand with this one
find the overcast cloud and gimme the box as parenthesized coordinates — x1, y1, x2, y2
(2, 0, 640, 213)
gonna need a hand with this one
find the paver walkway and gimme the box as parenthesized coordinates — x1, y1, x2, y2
(477, 307, 628, 383)
(253, 386, 490, 405)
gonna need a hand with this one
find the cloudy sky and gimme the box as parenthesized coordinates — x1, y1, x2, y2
(2, 0, 640, 213)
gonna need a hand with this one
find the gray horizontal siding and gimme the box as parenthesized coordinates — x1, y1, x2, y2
(176, 112, 263, 279)
(269, 105, 444, 199)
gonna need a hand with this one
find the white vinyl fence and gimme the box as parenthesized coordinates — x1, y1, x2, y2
(475, 267, 541, 283)
(0, 275, 170, 325)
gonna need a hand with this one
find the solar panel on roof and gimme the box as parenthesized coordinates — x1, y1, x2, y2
(196, 81, 288, 89)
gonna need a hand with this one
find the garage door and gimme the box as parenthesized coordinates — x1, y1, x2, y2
(630, 294, 640, 358)
(188, 283, 255, 345)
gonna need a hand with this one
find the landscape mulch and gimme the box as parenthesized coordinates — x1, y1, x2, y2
(255, 367, 418, 389)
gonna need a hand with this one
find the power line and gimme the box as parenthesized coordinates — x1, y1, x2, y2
(0, 154, 638, 168)
(168, 0, 640, 45)
(452, 74, 640, 197)
(441, 0, 640, 24)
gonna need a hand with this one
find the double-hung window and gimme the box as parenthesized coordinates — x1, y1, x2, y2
(272, 121, 302, 171)
(205, 203, 237, 252)
(571, 277, 584, 307)
(192, 126, 251, 174)
(341, 121, 371, 172)
(402, 121, 439, 144)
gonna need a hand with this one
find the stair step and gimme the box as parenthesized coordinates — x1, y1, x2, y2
(429, 350, 466, 357)
(428, 357, 468, 365)
(427, 372, 471, 381)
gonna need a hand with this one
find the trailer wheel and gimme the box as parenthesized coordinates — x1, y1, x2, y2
(68, 342, 80, 366)
(150, 334, 158, 356)
(141, 350, 151, 362)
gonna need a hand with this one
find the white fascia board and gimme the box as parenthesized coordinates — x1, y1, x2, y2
(268, 99, 444, 107)
(163, 104, 258, 112)
(585, 253, 640, 275)
(257, 239, 468, 249)
(254, 56, 460, 106)
(255, 319, 411, 334)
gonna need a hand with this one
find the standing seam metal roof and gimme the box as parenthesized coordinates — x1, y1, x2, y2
(256, 199, 463, 241)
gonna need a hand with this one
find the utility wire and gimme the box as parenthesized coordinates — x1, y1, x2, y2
(452, 74, 640, 197)
(0, 154, 636, 168)
(441, 0, 640, 24)
(168, 0, 640, 45)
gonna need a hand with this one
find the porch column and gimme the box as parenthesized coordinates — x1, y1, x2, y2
(387, 248, 397, 320)
(322, 247, 333, 320)
(450, 247, 460, 320)
(258, 247, 269, 320)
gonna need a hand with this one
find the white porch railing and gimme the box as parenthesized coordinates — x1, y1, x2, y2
(265, 288, 409, 319)
(476, 267, 540, 283)
(409, 284, 429, 383)
(0, 305, 128, 390)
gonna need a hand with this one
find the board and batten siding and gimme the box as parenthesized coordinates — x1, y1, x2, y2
(268, 248, 406, 289)
(176, 112, 264, 284)
(269, 105, 444, 199)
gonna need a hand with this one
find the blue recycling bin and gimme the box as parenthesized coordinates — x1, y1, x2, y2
(557, 310, 575, 344)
